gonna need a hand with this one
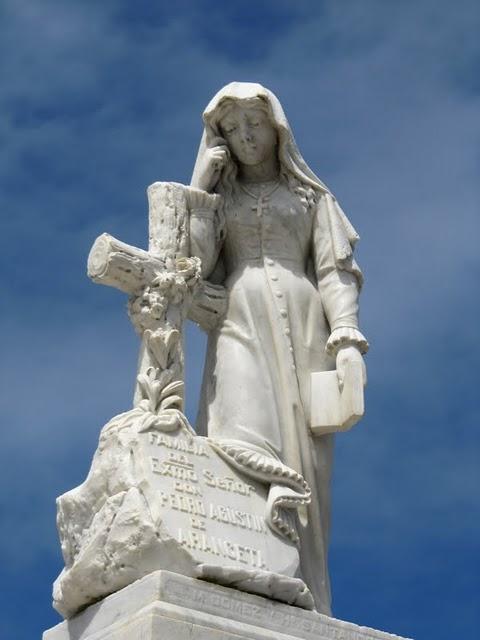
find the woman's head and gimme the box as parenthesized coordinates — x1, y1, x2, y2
(215, 99, 278, 169)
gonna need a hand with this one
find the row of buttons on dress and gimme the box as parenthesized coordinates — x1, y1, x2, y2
(242, 182, 297, 372)
(264, 236, 296, 371)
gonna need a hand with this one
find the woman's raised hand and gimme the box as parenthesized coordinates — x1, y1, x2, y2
(196, 137, 230, 191)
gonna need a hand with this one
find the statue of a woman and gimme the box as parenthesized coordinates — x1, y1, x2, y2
(189, 82, 368, 615)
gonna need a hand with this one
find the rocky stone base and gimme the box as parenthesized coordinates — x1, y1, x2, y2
(53, 417, 311, 618)
(43, 570, 412, 640)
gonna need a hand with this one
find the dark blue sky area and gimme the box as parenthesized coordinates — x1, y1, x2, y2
(1, 1, 479, 639)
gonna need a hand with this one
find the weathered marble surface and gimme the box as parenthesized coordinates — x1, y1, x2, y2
(53, 419, 311, 618)
(49, 81, 375, 624)
(45, 570, 412, 640)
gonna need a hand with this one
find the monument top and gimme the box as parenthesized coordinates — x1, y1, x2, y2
(51, 82, 371, 623)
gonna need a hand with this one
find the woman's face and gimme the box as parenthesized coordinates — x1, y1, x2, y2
(219, 105, 277, 167)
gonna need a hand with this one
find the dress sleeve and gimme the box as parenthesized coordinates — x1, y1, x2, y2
(186, 188, 225, 279)
(312, 193, 368, 355)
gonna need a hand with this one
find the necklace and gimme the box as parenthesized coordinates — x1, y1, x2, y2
(240, 180, 280, 200)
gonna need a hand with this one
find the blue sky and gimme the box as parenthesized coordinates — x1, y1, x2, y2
(1, 1, 479, 638)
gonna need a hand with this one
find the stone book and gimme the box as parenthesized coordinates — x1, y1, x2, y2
(310, 361, 365, 436)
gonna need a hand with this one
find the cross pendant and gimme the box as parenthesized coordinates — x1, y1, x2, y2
(251, 195, 269, 218)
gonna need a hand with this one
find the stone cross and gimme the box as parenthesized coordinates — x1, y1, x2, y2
(87, 181, 219, 430)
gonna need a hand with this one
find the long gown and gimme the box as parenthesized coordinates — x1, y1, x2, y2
(191, 179, 363, 615)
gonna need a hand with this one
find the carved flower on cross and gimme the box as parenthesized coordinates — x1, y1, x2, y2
(127, 256, 201, 335)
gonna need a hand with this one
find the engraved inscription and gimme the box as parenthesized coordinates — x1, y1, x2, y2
(178, 529, 267, 568)
(158, 491, 206, 516)
(190, 516, 206, 530)
(203, 469, 256, 495)
(149, 432, 209, 457)
(141, 430, 291, 577)
(164, 579, 384, 640)
(156, 492, 266, 534)
(173, 479, 203, 496)
(150, 457, 199, 482)
(208, 503, 267, 533)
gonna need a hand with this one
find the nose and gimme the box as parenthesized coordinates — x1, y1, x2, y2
(239, 123, 253, 143)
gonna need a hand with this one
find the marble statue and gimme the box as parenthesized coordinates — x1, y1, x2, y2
(188, 82, 368, 614)
(49, 82, 368, 623)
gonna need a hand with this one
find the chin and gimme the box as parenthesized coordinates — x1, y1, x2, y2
(239, 155, 263, 166)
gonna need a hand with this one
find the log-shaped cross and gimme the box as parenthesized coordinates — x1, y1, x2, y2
(87, 182, 221, 428)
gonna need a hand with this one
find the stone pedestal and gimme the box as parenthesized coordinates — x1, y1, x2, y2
(44, 570, 411, 640)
